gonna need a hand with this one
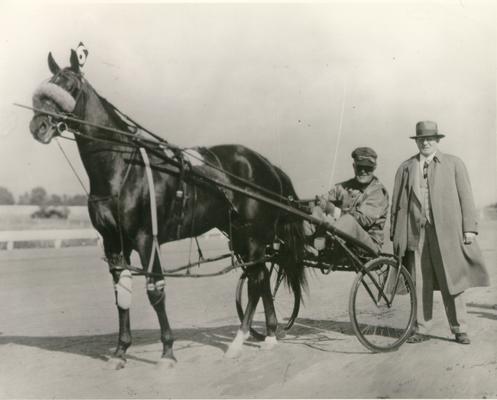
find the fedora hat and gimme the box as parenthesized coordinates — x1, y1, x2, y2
(410, 120, 445, 139)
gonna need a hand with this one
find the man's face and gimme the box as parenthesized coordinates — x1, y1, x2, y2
(353, 163, 375, 184)
(415, 137, 439, 157)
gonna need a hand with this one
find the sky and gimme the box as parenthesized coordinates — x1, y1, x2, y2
(0, 0, 496, 207)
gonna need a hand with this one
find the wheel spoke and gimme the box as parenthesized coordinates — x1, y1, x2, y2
(235, 261, 300, 340)
(349, 257, 416, 352)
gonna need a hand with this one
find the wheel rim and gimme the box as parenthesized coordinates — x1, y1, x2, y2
(349, 258, 416, 352)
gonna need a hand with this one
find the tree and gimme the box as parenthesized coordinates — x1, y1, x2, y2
(29, 187, 47, 206)
(68, 194, 87, 206)
(48, 194, 62, 206)
(17, 192, 30, 205)
(0, 186, 15, 205)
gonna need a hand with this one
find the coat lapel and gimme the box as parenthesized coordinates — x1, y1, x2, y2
(428, 151, 442, 189)
(407, 156, 422, 204)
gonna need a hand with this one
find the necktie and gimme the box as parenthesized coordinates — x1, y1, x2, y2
(423, 160, 429, 179)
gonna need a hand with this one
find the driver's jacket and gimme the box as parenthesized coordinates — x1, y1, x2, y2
(319, 177, 389, 247)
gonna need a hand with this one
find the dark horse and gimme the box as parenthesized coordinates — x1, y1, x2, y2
(29, 49, 306, 368)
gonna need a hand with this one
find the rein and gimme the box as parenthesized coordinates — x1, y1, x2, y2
(20, 101, 376, 254)
(15, 103, 300, 207)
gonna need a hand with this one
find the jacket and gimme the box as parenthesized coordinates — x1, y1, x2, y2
(390, 152, 489, 294)
(321, 176, 389, 246)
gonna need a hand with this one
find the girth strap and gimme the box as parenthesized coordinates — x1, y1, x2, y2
(139, 147, 164, 275)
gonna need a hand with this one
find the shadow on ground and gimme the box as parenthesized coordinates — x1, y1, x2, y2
(0, 318, 366, 362)
(467, 302, 497, 321)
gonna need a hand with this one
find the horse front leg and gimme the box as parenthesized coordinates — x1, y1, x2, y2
(138, 237, 176, 368)
(107, 250, 133, 370)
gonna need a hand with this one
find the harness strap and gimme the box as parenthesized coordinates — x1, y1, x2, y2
(139, 147, 164, 275)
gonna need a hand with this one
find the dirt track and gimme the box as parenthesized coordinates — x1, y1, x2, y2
(1, 221, 496, 398)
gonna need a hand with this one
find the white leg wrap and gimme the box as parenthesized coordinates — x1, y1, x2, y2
(233, 329, 250, 345)
(146, 280, 165, 292)
(115, 270, 132, 310)
(264, 335, 278, 345)
(225, 329, 249, 358)
(264, 335, 278, 348)
(155, 280, 165, 290)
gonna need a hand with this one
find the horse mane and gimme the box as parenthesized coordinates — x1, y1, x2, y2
(96, 94, 137, 133)
(79, 75, 137, 134)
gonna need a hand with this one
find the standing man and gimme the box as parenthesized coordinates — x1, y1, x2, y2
(390, 121, 489, 344)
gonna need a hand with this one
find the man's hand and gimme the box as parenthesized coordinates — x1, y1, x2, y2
(315, 195, 333, 212)
(463, 232, 476, 244)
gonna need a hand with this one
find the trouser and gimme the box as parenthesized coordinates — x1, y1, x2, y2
(303, 207, 379, 253)
(406, 221, 467, 334)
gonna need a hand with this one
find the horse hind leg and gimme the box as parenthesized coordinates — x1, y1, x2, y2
(259, 265, 279, 350)
(225, 266, 259, 358)
(226, 241, 278, 358)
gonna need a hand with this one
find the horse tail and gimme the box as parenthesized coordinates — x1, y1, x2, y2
(273, 166, 308, 301)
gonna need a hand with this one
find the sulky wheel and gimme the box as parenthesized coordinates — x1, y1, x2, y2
(349, 256, 416, 352)
(235, 260, 300, 341)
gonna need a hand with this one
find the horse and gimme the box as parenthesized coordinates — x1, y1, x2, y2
(28, 48, 307, 368)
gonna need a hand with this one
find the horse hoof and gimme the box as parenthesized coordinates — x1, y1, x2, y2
(107, 357, 126, 370)
(156, 357, 176, 369)
(277, 330, 287, 339)
(260, 336, 278, 351)
(224, 345, 242, 359)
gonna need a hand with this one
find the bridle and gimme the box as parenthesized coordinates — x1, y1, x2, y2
(35, 69, 88, 137)
(48, 69, 86, 111)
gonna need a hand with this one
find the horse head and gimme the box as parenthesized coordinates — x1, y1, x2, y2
(30, 50, 85, 144)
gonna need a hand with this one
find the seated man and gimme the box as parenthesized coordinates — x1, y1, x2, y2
(304, 147, 389, 254)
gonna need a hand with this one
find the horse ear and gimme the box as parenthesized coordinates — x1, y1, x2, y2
(48, 52, 60, 75)
(69, 49, 80, 73)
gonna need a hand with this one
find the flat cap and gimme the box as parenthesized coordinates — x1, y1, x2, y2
(351, 147, 377, 167)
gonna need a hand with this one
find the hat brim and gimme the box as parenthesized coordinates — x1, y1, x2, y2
(354, 159, 376, 167)
(410, 133, 445, 139)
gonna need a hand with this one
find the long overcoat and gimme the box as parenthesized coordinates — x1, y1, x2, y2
(390, 151, 489, 294)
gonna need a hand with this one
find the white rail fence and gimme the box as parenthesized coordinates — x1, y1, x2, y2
(0, 205, 226, 251)
(0, 229, 100, 251)
(0, 228, 225, 251)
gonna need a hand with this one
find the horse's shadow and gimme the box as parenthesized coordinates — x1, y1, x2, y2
(0, 318, 362, 362)
(0, 324, 241, 363)
(289, 317, 356, 337)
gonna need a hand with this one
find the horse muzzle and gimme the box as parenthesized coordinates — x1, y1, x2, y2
(29, 114, 59, 144)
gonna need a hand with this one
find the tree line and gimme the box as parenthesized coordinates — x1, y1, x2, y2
(0, 186, 86, 206)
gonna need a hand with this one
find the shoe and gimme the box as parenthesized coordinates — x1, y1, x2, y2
(455, 333, 471, 345)
(406, 333, 429, 343)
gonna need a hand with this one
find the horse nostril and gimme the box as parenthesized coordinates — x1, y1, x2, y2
(39, 121, 47, 134)
(30, 115, 49, 136)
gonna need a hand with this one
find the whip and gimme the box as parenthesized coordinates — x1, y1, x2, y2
(328, 76, 347, 189)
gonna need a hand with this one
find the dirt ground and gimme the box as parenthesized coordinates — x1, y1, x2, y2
(0, 220, 496, 398)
